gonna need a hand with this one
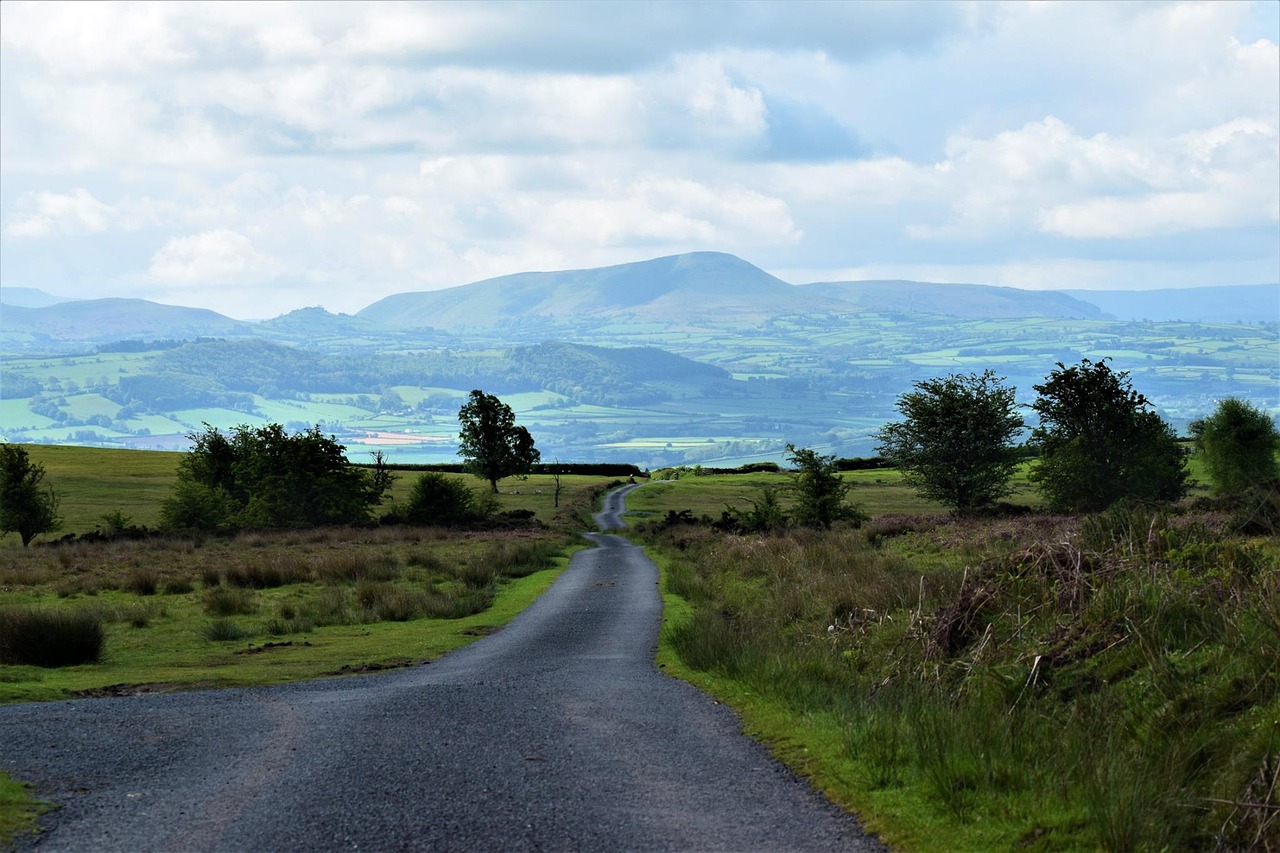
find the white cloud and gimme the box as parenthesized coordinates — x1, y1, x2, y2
(509, 175, 800, 249)
(149, 229, 280, 285)
(5, 188, 114, 237)
(1, 0, 1276, 316)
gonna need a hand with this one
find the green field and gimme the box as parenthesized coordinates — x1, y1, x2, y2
(4, 312, 1274, 467)
(0, 443, 1272, 849)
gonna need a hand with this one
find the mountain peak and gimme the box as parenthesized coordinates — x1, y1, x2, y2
(357, 252, 822, 328)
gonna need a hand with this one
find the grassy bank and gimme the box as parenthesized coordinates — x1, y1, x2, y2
(0, 445, 627, 843)
(641, 495, 1279, 851)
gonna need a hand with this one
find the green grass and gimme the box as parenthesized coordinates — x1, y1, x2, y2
(641, 494, 1280, 851)
(0, 772, 48, 848)
(14, 445, 183, 536)
(2, 446, 620, 543)
(0, 528, 581, 703)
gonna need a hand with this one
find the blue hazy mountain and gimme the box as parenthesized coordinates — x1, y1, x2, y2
(1, 286, 82, 309)
(1060, 284, 1279, 323)
(800, 280, 1103, 319)
(2, 298, 251, 342)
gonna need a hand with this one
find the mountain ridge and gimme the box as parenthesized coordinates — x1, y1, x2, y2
(4, 253, 1277, 343)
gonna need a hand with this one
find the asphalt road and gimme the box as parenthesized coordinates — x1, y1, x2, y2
(1, 486, 883, 851)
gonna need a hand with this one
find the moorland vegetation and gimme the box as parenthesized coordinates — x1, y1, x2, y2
(1, 367, 1277, 849)
(625, 370, 1278, 850)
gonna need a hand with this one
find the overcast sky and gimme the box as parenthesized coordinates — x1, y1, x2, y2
(1, 1, 1277, 319)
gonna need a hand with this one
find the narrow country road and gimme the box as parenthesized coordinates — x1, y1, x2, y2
(1, 486, 883, 851)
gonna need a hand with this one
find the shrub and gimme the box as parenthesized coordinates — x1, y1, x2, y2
(1191, 398, 1280, 495)
(405, 472, 491, 526)
(787, 445, 867, 528)
(0, 606, 104, 667)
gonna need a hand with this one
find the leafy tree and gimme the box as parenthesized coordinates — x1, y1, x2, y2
(0, 444, 62, 546)
(787, 444, 866, 528)
(457, 390, 540, 493)
(1190, 398, 1280, 495)
(875, 370, 1024, 513)
(1030, 359, 1187, 512)
(161, 423, 391, 531)
(404, 472, 494, 526)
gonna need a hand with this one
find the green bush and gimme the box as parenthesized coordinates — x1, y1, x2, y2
(1192, 398, 1280, 495)
(0, 606, 104, 667)
(161, 423, 391, 532)
(405, 472, 492, 526)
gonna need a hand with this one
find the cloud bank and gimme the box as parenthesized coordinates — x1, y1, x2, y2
(1, 0, 1276, 318)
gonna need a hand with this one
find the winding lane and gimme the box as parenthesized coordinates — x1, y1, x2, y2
(1, 486, 883, 851)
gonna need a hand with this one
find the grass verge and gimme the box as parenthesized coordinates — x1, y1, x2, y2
(644, 493, 1280, 851)
(0, 772, 49, 849)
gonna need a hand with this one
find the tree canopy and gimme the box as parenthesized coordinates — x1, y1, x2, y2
(875, 370, 1024, 513)
(1030, 359, 1187, 512)
(457, 390, 540, 493)
(1190, 397, 1280, 496)
(0, 444, 62, 546)
(160, 423, 391, 531)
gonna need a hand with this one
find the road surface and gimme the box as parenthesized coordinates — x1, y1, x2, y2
(1, 486, 882, 851)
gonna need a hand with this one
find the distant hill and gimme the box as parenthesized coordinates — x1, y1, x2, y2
(358, 252, 849, 328)
(0, 286, 81, 309)
(1, 298, 251, 342)
(253, 306, 394, 340)
(1060, 284, 1279, 323)
(799, 280, 1103, 319)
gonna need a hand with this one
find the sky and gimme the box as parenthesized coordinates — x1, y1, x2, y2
(1, 0, 1277, 320)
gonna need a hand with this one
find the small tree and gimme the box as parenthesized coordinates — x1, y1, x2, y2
(1030, 359, 1187, 512)
(1190, 398, 1280, 495)
(0, 444, 62, 546)
(787, 444, 866, 528)
(875, 370, 1024, 513)
(457, 390, 540, 493)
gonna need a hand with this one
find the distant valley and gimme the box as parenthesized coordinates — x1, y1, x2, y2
(2, 252, 1276, 466)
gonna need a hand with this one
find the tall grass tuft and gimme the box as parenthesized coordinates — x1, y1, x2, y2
(124, 566, 160, 596)
(203, 587, 256, 616)
(483, 538, 563, 579)
(0, 605, 105, 667)
(203, 618, 252, 642)
(315, 551, 400, 583)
